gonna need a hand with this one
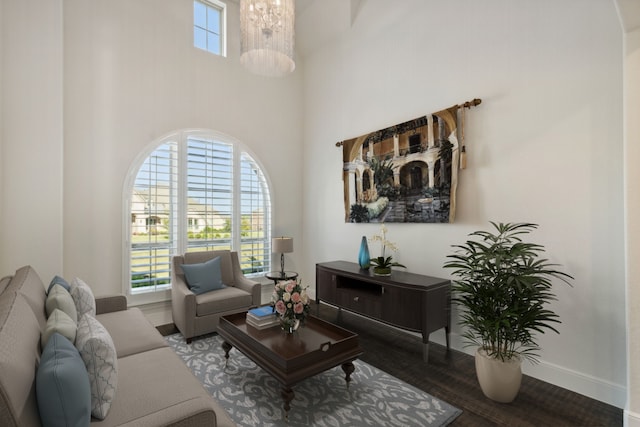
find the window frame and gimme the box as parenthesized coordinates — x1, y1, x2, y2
(123, 129, 272, 306)
(194, 0, 227, 57)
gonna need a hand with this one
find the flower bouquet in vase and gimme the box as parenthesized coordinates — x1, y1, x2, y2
(369, 224, 406, 276)
(271, 279, 311, 333)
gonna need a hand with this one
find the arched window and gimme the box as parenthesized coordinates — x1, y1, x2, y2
(124, 130, 271, 301)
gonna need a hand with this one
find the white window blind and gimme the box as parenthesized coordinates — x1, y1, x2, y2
(186, 137, 233, 252)
(130, 142, 178, 292)
(239, 152, 271, 274)
(127, 132, 271, 295)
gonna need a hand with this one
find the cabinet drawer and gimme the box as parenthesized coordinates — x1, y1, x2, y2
(336, 289, 382, 318)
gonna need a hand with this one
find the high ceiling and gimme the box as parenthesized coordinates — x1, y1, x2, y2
(295, 0, 361, 57)
(615, 0, 640, 32)
(294, 0, 638, 58)
(237, 0, 639, 59)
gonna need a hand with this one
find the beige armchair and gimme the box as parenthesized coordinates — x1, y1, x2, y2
(171, 250, 261, 343)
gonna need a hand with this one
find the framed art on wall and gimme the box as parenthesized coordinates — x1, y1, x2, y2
(339, 99, 480, 224)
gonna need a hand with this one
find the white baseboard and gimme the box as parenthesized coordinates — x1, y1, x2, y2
(434, 331, 626, 409)
(626, 410, 640, 427)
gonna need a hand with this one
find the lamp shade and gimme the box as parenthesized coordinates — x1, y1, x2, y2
(272, 237, 293, 254)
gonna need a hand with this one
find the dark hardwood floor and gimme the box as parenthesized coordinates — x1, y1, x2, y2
(158, 301, 623, 426)
(312, 302, 623, 427)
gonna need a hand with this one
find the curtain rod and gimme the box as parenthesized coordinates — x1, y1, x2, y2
(335, 98, 482, 147)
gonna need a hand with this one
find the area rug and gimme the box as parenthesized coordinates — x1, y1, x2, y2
(165, 333, 461, 427)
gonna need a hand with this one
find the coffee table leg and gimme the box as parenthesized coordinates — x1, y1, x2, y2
(341, 361, 355, 389)
(281, 386, 295, 421)
(221, 341, 232, 368)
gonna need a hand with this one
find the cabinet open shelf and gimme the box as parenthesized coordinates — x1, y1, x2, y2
(316, 260, 451, 363)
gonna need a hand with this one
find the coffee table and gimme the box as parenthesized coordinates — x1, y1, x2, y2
(217, 312, 363, 419)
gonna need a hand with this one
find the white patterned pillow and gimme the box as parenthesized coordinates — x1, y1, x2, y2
(70, 277, 96, 319)
(75, 314, 117, 420)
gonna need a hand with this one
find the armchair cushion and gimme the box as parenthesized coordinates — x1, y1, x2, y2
(181, 256, 226, 295)
(195, 286, 253, 316)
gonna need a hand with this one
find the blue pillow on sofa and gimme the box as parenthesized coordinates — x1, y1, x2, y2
(181, 256, 226, 295)
(36, 332, 91, 427)
(47, 275, 70, 294)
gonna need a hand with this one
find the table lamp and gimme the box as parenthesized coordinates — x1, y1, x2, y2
(272, 237, 293, 277)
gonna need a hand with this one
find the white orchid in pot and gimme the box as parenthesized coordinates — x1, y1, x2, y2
(444, 222, 573, 403)
(369, 224, 406, 276)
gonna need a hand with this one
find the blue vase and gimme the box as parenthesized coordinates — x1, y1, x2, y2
(358, 236, 370, 269)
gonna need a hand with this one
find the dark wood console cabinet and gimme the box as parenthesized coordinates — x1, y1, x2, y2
(316, 260, 451, 362)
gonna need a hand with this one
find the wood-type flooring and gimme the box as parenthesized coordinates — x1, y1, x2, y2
(312, 302, 622, 427)
(158, 301, 623, 426)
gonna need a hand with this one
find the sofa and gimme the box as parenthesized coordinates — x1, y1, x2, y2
(171, 250, 261, 343)
(0, 265, 236, 427)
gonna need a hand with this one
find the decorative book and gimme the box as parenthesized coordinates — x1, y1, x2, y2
(248, 306, 274, 317)
(246, 305, 278, 330)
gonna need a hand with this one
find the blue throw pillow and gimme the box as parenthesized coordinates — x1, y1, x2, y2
(36, 333, 91, 427)
(181, 256, 226, 295)
(47, 275, 70, 294)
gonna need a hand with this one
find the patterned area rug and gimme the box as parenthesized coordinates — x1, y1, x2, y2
(165, 333, 461, 427)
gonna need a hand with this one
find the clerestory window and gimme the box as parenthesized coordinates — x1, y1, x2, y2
(125, 130, 271, 302)
(194, 0, 226, 56)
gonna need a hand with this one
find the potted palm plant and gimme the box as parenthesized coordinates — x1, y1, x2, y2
(444, 222, 573, 402)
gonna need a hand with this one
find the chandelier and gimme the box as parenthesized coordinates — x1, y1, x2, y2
(240, 0, 295, 77)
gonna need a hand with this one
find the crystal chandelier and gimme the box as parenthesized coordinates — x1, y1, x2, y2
(240, 0, 295, 77)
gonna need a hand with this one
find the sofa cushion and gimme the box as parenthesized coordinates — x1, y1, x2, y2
(181, 256, 226, 295)
(195, 286, 252, 316)
(70, 277, 96, 319)
(99, 346, 230, 426)
(36, 333, 91, 427)
(41, 308, 77, 349)
(0, 294, 45, 427)
(0, 276, 11, 295)
(75, 314, 118, 420)
(96, 307, 168, 358)
(5, 265, 48, 329)
(47, 275, 70, 294)
(45, 285, 78, 323)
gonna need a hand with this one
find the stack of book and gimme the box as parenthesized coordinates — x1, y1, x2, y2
(246, 305, 279, 330)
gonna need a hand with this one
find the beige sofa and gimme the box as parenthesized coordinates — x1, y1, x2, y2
(0, 265, 236, 427)
(171, 250, 261, 343)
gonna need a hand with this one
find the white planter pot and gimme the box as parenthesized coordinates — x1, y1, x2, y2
(475, 348, 522, 403)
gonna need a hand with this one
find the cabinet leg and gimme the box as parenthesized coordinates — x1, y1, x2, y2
(423, 342, 429, 363)
(445, 326, 451, 350)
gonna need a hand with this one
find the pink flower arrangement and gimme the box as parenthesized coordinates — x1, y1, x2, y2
(271, 279, 310, 325)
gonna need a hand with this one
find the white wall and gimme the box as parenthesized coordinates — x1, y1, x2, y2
(302, 0, 626, 407)
(624, 26, 640, 427)
(0, 0, 630, 411)
(62, 0, 304, 299)
(0, 0, 64, 281)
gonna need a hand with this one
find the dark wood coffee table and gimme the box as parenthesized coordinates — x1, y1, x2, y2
(217, 312, 363, 419)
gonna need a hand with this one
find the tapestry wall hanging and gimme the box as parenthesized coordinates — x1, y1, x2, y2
(338, 99, 481, 224)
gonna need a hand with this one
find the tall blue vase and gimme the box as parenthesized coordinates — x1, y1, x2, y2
(358, 236, 370, 269)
